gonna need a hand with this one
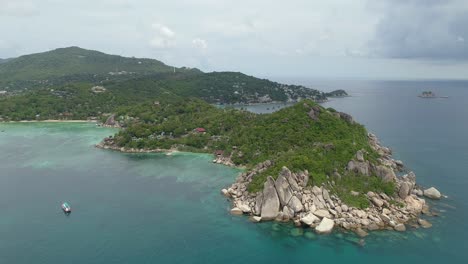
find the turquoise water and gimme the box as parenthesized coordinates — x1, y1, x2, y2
(1, 81, 467, 263)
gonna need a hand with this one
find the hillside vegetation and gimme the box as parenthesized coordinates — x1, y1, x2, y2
(104, 98, 393, 207)
(0, 47, 199, 91)
(0, 48, 347, 121)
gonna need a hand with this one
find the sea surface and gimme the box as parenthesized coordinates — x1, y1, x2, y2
(1, 80, 467, 263)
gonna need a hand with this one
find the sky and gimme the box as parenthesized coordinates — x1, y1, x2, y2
(1, 0, 468, 80)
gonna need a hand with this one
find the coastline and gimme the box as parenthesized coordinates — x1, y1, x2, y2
(223, 132, 442, 237)
(95, 137, 245, 169)
(9, 109, 441, 238)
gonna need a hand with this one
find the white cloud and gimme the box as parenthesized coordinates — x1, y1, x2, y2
(0, 0, 467, 78)
(192, 38, 207, 50)
(149, 23, 176, 49)
(151, 23, 175, 38)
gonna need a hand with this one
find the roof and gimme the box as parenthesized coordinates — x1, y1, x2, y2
(195, 127, 206, 132)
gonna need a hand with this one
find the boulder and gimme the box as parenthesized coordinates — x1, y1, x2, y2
(394, 224, 406, 232)
(405, 195, 425, 213)
(237, 202, 251, 213)
(371, 197, 384, 207)
(374, 165, 396, 182)
(282, 206, 294, 220)
(356, 150, 365, 162)
(338, 112, 354, 124)
(230, 207, 243, 215)
(254, 193, 263, 215)
(382, 208, 391, 215)
(261, 177, 280, 220)
(308, 108, 319, 121)
(413, 189, 424, 197)
(297, 170, 309, 187)
(250, 216, 262, 223)
(347, 160, 370, 176)
(367, 223, 380, 231)
(275, 168, 294, 206)
(300, 213, 320, 225)
(322, 188, 330, 201)
(312, 186, 322, 196)
(418, 219, 433, 228)
(424, 187, 441, 199)
(398, 182, 411, 199)
(313, 209, 331, 219)
(355, 228, 368, 237)
(341, 204, 349, 212)
(287, 173, 301, 192)
(221, 189, 230, 197)
(315, 217, 335, 234)
(288, 196, 304, 213)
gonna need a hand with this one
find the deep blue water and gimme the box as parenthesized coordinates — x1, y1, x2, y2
(1, 80, 467, 263)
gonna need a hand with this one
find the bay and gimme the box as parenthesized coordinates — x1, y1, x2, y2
(1, 80, 467, 263)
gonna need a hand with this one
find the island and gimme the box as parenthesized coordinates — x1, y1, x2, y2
(418, 91, 448, 99)
(96, 97, 442, 236)
(0, 47, 441, 237)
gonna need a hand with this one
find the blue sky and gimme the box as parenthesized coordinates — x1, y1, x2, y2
(1, 0, 467, 79)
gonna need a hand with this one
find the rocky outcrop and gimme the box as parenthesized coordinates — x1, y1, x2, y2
(300, 213, 319, 226)
(230, 207, 243, 215)
(398, 182, 411, 199)
(260, 177, 280, 220)
(307, 105, 321, 121)
(222, 133, 441, 236)
(374, 165, 396, 182)
(347, 160, 371, 176)
(275, 167, 294, 207)
(424, 187, 441, 199)
(334, 112, 354, 124)
(315, 217, 335, 234)
(418, 218, 433, 228)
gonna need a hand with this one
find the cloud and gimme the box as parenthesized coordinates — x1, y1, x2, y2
(192, 38, 207, 50)
(369, 0, 468, 60)
(0, 0, 38, 16)
(149, 23, 176, 49)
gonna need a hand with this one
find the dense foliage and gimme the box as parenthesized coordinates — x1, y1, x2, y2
(0, 47, 199, 91)
(0, 47, 386, 207)
(109, 98, 392, 207)
(0, 47, 344, 104)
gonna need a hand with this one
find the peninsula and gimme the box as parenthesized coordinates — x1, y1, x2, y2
(0, 47, 441, 237)
(96, 97, 442, 236)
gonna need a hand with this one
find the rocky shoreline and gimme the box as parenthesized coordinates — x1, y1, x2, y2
(222, 133, 442, 237)
(95, 123, 442, 237)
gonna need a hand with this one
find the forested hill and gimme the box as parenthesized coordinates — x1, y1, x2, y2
(0, 47, 347, 120)
(0, 46, 200, 91)
(109, 72, 334, 104)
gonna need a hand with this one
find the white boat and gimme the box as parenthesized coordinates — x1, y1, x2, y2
(61, 202, 71, 213)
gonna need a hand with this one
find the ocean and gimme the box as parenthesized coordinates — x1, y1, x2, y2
(0, 80, 467, 263)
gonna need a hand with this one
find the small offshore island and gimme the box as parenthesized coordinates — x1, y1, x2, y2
(0, 47, 443, 238)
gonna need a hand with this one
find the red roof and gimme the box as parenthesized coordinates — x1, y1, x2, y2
(195, 127, 206, 133)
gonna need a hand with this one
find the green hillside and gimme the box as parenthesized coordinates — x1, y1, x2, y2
(0, 47, 199, 90)
(103, 98, 393, 208)
(0, 47, 347, 120)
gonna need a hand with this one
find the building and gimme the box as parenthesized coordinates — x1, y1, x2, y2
(195, 127, 206, 133)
